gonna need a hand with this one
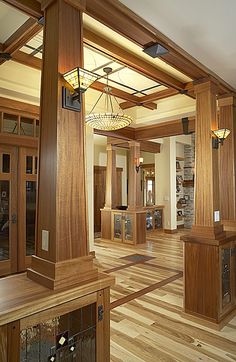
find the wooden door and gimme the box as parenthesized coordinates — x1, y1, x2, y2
(94, 166, 106, 233)
(18, 148, 38, 271)
(0, 145, 17, 276)
(94, 166, 123, 233)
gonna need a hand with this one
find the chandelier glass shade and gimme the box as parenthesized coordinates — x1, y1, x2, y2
(85, 67, 133, 131)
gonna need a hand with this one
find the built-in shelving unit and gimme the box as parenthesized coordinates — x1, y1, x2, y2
(176, 157, 186, 228)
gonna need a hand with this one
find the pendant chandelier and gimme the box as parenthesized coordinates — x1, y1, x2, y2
(85, 67, 132, 131)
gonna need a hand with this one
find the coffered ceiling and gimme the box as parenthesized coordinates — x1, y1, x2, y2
(0, 0, 198, 128)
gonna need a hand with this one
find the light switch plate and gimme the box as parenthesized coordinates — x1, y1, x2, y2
(214, 210, 220, 222)
(42, 230, 49, 251)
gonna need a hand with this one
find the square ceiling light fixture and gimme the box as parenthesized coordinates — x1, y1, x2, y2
(143, 43, 169, 58)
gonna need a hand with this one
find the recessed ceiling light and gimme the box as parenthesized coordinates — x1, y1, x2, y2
(143, 43, 169, 58)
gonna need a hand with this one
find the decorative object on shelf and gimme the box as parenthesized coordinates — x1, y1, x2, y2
(176, 161, 182, 171)
(85, 67, 133, 130)
(135, 157, 143, 173)
(62, 67, 99, 111)
(212, 128, 230, 149)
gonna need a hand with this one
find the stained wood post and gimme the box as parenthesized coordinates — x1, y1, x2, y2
(128, 141, 142, 210)
(104, 144, 117, 209)
(191, 80, 224, 239)
(27, 0, 98, 289)
(218, 95, 236, 228)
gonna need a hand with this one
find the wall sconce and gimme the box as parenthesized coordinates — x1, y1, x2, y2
(62, 67, 99, 112)
(135, 157, 143, 173)
(212, 128, 230, 149)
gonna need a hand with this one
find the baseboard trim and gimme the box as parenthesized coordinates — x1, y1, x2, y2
(164, 229, 178, 234)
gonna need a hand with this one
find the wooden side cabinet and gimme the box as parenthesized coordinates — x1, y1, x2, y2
(0, 273, 114, 361)
(111, 210, 146, 245)
(183, 234, 236, 328)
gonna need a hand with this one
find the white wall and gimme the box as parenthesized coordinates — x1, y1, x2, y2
(155, 137, 177, 230)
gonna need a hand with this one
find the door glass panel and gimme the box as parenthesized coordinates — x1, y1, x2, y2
(222, 248, 231, 307)
(114, 214, 122, 239)
(35, 157, 38, 174)
(36, 119, 40, 137)
(26, 181, 36, 256)
(26, 156, 33, 174)
(0, 181, 9, 261)
(125, 214, 133, 241)
(3, 113, 18, 134)
(2, 154, 10, 173)
(20, 117, 34, 136)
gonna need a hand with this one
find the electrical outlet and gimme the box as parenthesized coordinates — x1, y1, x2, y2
(42, 230, 49, 251)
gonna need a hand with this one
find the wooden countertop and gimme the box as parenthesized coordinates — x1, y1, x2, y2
(181, 231, 236, 246)
(0, 272, 114, 326)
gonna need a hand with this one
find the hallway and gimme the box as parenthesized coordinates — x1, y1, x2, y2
(94, 231, 236, 361)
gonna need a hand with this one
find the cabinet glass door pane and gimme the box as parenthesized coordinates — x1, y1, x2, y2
(222, 248, 231, 307)
(154, 209, 163, 229)
(20, 117, 34, 136)
(146, 211, 153, 230)
(114, 214, 122, 239)
(0, 181, 9, 260)
(3, 113, 18, 134)
(26, 181, 36, 256)
(124, 214, 133, 241)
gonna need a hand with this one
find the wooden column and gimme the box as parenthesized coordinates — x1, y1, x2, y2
(128, 141, 142, 210)
(191, 80, 224, 239)
(27, 0, 98, 289)
(104, 144, 117, 209)
(218, 95, 236, 228)
(182, 80, 236, 326)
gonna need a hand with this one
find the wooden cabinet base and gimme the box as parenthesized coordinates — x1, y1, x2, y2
(182, 232, 236, 329)
(0, 272, 114, 361)
(101, 208, 146, 245)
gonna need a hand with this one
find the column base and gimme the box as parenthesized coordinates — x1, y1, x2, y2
(223, 219, 236, 231)
(191, 224, 225, 239)
(27, 255, 98, 290)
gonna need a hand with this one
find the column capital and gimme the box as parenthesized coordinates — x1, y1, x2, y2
(41, 0, 86, 11)
(194, 78, 218, 95)
(218, 93, 236, 107)
(106, 144, 116, 151)
(128, 140, 140, 148)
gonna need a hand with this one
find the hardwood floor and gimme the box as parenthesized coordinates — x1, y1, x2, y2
(94, 230, 236, 362)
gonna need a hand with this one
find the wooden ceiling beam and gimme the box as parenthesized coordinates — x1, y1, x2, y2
(3, 0, 43, 19)
(107, 137, 160, 153)
(83, 28, 185, 91)
(135, 117, 195, 140)
(85, 0, 235, 95)
(94, 126, 135, 140)
(12, 50, 41, 70)
(120, 88, 179, 109)
(0, 18, 42, 65)
(89, 81, 157, 110)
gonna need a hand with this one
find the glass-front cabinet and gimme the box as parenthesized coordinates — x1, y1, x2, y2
(145, 206, 163, 231)
(112, 211, 135, 244)
(220, 243, 236, 316)
(111, 210, 146, 245)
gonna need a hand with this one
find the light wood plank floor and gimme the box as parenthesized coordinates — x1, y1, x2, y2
(94, 230, 236, 362)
